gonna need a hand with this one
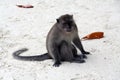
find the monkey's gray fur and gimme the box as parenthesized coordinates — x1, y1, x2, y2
(13, 14, 90, 67)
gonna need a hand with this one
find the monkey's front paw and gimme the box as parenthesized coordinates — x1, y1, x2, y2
(53, 61, 61, 67)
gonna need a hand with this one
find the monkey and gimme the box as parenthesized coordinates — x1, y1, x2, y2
(13, 14, 90, 67)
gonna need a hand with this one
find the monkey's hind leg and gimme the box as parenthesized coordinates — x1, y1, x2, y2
(59, 41, 74, 61)
(70, 44, 85, 63)
(71, 45, 87, 60)
(59, 41, 85, 63)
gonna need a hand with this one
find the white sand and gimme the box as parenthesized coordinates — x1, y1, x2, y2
(0, 0, 120, 80)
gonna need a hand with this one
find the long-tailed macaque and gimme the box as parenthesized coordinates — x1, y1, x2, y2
(13, 14, 90, 67)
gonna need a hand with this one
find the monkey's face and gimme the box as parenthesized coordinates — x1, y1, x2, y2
(57, 14, 76, 33)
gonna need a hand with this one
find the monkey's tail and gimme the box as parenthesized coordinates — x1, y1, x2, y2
(13, 48, 51, 61)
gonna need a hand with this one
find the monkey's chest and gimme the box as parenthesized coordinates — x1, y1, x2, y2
(61, 34, 74, 42)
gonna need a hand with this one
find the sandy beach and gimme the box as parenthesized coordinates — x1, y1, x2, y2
(0, 0, 120, 80)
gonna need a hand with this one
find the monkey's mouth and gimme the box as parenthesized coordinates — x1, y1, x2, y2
(64, 28, 72, 32)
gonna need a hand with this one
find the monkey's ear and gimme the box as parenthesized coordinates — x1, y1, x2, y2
(56, 19, 59, 23)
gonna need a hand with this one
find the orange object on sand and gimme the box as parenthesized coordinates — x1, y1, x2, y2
(16, 5, 34, 8)
(82, 32, 104, 40)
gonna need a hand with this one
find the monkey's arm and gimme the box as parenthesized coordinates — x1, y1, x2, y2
(73, 35, 90, 55)
(49, 42, 61, 67)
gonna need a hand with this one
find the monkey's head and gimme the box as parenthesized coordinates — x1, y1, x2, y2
(56, 14, 76, 33)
